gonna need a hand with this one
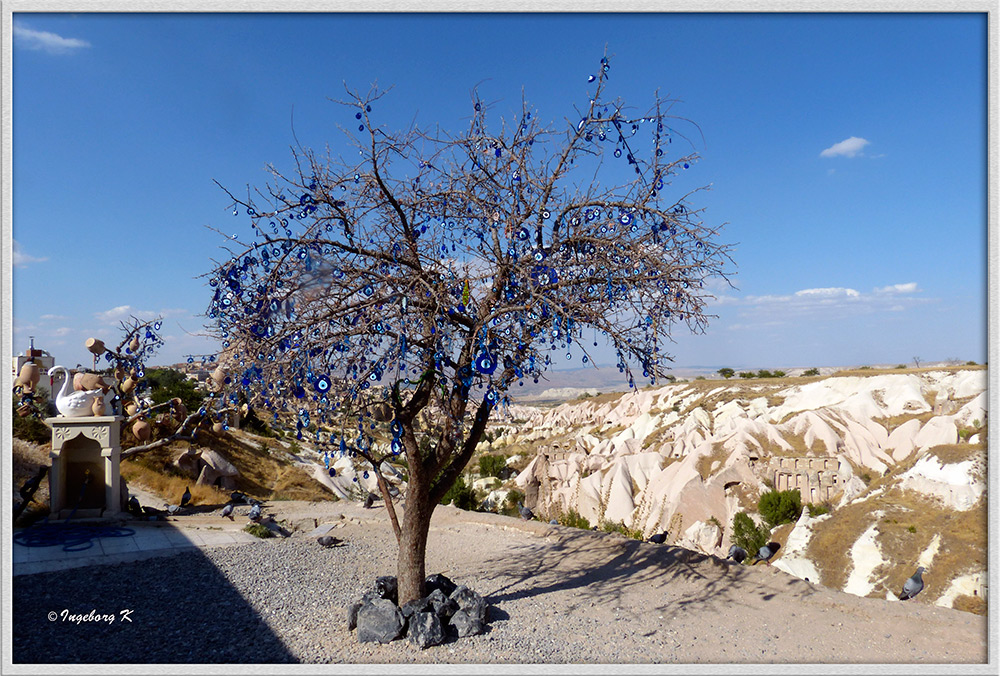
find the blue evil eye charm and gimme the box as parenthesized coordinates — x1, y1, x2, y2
(314, 375, 332, 393)
(474, 352, 497, 375)
(329, 468, 337, 477)
(294, 385, 306, 399)
(516, 227, 530, 241)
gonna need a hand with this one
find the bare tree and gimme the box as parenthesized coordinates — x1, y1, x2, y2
(207, 54, 734, 604)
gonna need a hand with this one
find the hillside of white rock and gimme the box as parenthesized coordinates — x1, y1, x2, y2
(481, 367, 988, 613)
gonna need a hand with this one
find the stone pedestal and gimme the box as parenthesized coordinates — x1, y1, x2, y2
(47, 416, 123, 519)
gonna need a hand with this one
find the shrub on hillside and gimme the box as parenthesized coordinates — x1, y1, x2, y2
(441, 475, 477, 511)
(12, 404, 51, 445)
(731, 511, 770, 558)
(758, 489, 802, 528)
(557, 508, 591, 530)
(600, 520, 644, 540)
(478, 453, 508, 479)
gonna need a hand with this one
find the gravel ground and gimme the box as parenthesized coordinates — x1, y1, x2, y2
(11, 501, 988, 666)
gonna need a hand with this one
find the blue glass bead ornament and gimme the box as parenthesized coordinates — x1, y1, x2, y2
(314, 375, 332, 393)
(329, 468, 337, 477)
(294, 385, 306, 399)
(474, 352, 497, 375)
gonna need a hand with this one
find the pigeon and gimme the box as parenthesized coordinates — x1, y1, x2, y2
(230, 491, 250, 504)
(364, 492, 377, 509)
(517, 501, 534, 521)
(180, 486, 192, 507)
(753, 542, 781, 566)
(317, 535, 343, 548)
(248, 503, 262, 522)
(128, 496, 143, 517)
(166, 504, 182, 516)
(648, 531, 668, 544)
(727, 544, 748, 564)
(549, 519, 559, 525)
(899, 566, 925, 601)
(220, 503, 235, 520)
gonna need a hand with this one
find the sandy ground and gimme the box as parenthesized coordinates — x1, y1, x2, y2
(253, 498, 988, 666)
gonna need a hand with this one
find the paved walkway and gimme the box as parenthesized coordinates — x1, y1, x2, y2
(12, 521, 258, 577)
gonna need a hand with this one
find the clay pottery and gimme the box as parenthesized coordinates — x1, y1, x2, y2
(17, 362, 40, 388)
(74, 372, 110, 392)
(121, 377, 136, 394)
(212, 422, 225, 433)
(114, 367, 125, 381)
(48, 365, 104, 418)
(91, 397, 106, 416)
(132, 419, 151, 442)
(17, 403, 33, 417)
(211, 366, 227, 386)
(85, 337, 106, 355)
(125, 402, 138, 416)
(129, 336, 140, 353)
(171, 398, 188, 421)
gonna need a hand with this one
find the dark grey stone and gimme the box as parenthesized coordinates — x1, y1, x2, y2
(449, 609, 483, 638)
(427, 588, 459, 620)
(356, 599, 405, 644)
(424, 573, 457, 597)
(450, 585, 487, 623)
(407, 611, 445, 649)
(400, 596, 433, 620)
(374, 575, 398, 604)
(346, 602, 363, 631)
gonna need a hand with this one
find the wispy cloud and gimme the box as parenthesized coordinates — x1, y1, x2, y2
(94, 305, 190, 325)
(13, 240, 48, 267)
(718, 282, 927, 325)
(820, 136, 870, 158)
(13, 23, 91, 54)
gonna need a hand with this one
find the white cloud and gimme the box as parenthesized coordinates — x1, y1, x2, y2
(13, 240, 48, 267)
(40, 314, 68, 321)
(52, 327, 74, 337)
(820, 136, 870, 158)
(13, 23, 91, 54)
(875, 282, 919, 294)
(95, 305, 190, 325)
(795, 287, 860, 298)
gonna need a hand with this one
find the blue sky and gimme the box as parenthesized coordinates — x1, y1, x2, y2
(8, 12, 990, 375)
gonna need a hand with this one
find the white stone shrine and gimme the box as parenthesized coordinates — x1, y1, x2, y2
(47, 415, 125, 519)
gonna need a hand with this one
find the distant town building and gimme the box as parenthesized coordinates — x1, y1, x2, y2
(11, 337, 63, 404)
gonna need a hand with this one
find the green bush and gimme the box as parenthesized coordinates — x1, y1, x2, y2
(144, 368, 204, 414)
(717, 368, 735, 379)
(557, 508, 591, 530)
(805, 502, 830, 517)
(731, 511, 770, 558)
(501, 489, 524, 517)
(441, 475, 477, 511)
(802, 368, 820, 377)
(599, 520, 644, 540)
(12, 404, 51, 444)
(243, 523, 275, 539)
(758, 489, 802, 528)
(478, 453, 508, 479)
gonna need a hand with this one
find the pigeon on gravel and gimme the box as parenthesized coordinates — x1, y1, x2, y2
(753, 542, 781, 566)
(180, 486, 192, 507)
(727, 544, 748, 564)
(248, 503, 262, 522)
(899, 566, 925, 601)
(230, 490, 249, 504)
(317, 535, 343, 547)
(220, 503, 234, 520)
(166, 504, 182, 516)
(128, 496, 143, 517)
(648, 531, 668, 544)
(517, 501, 534, 521)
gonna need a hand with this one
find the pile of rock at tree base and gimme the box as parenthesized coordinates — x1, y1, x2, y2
(347, 573, 489, 649)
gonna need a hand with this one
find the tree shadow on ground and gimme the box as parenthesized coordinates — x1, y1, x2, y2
(474, 527, 821, 620)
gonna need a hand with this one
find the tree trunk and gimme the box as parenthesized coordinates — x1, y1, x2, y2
(396, 480, 435, 605)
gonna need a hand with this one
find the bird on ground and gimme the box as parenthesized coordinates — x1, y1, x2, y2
(180, 486, 192, 508)
(220, 503, 234, 520)
(752, 542, 781, 566)
(899, 566, 925, 601)
(248, 503, 262, 522)
(364, 492, 377, 509)
(648, 531, 669, 544)
(166, 504, 182, 516)
(317, 535, 343, 547)
(19, 466, 48, 501)
(727, 545, 748, 564)
(517, 501, 534, 521)
(128, 496, 143, 517)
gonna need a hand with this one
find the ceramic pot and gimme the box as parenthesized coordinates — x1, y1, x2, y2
(91, 397, 106, 416)
(17, 362, 40, 388)
(132, 419, 150, 442)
